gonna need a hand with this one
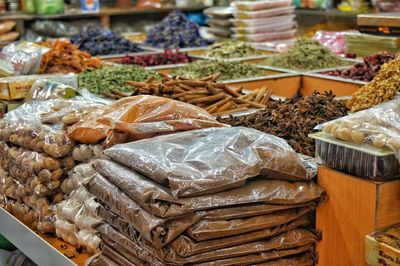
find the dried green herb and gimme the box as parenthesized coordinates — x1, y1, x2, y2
(261, 38, 349, 71)
(78, 65, 159, 94)
(205, 40, 261, 59)
(172, 60, 265, 81)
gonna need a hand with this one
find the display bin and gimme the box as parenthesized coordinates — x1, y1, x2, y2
(365, 224, 400, 266)
(316, 167, 400, 266)
(0, 207, 89, 266)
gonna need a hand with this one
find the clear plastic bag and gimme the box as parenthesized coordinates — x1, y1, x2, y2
(233, 0, 292, 11)
(0, 42, 50, 77)
(104, 127, 311, 198)
(24, 78, 78, 102)
(68, 95, 227, 146)
(60, 161, 97, 194)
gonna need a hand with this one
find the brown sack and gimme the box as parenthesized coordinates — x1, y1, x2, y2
(255, 252, 314, 265)
(94, 159, 323, 218)
(186, 206, 314, 241)
(86, 174, 201, 247)
(68, 95, 226, 144)
(103, 127, 310, 199)
(193, 244, 313, 266)
(170, 216, 310, 257)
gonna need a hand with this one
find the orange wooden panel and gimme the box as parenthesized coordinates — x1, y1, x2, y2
(376, 179, 400, 229)
(302, 75, 363, 97)
(316, 167, 377, 266)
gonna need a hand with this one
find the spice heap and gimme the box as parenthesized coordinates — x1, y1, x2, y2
(326, 52, 396, 81)
(39, 40, 103, 74)
(347, 56, 400, 112)
(119, 50, 193, 66)
(204, 40, 261, 59)
(144, 10, 209, 49)
(119, 73, 272, 116)
(173, 60, 265, 81)
(85, 127, 324, 265)
(70, 28, 142, 56)
(261, 38, 348, 71)
(78, 65, 159, 95)
(218, 91, 347, 156)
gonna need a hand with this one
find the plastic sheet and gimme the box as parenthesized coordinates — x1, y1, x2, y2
(24, 78, 78, 102)
(94, 159, 323, 218)
(68, 95, 227, 145)
(86, 173, 202, 247)
(60, 161, 97, 195)
(104, 127, 311, 198)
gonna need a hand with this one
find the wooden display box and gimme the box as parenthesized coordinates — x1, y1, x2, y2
(316, 167, 400, 266)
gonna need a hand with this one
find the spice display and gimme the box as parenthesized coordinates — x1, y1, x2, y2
(347, 56, 400, 112)
(144, 10, 209, 49)
(173, 60, 266, 81)
(326, 52, 396, 81)
(204, 40, 261, 59)
(85, 126, 324, 265)
(78, 65, 159, 95)
(39, 40, 102, 74)
(119, 73, 272, 116)
(218, 92, 347, 156)
(261, 38, 348, 71)
(119, 50, 193, 66)
(70, 28, 142, 56)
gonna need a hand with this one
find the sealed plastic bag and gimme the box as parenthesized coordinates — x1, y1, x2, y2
(68, 95, 227, 145)
(257, 252, 314, 266)
(104, 127, 310, 198)
(94, 159, 324, 218)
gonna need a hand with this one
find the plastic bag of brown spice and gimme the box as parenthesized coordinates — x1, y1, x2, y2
(255, 252, 314, 266)
(94, 159, 324, 219)
(101, 242, 140, 266)
(85, 254, 120, 266)
(102, 235, 149, 266)
(186, 206, 315, 241)
(86, 173, 203, 247)
(68, 95, 227, 145)
(103, 127, 311, 199)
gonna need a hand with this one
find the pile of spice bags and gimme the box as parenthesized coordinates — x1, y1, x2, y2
(85, 126, 325, 265)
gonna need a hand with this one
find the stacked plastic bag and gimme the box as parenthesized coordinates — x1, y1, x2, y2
(85, 127, 325, 265)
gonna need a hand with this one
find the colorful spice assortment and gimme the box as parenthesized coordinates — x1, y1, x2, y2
(218, 91, 348, 156)
(144, 10, 209, 49)
(78, 65, 159, 95)
(119, 50, 193, 66)
(204, 40, 261, 59)
(39, 40, 102, 74)
(70, 28, 142, 56)
(325, 52, 396, 81)
(347, 56, 400, 112)
(173, 60, 265, 81)
(110, 73, 273, 116)
(261, 38, 348, 71)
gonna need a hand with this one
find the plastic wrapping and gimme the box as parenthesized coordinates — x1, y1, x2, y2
(0, 42, 50, 77)
(25, 78, 78, 102)
(313, 31, 348, 56)
(230, 15, 295, 27)
(68, 95, 227, 145)
(257, 252, 314, 265)
(94, 159, 323, 218)
(101, 242, 138, 266)
(233, 21, 296, 35)
(234, 29, 296, 43)
(234, 6, 294, 19)
(233, 0, 292, 11)
(186, 206, 314, 241)
(104, 127, 311, 198)
(60, 161, 97, 195)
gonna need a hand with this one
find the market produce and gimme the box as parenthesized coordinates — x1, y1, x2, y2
(120, 73, 273, 115)
(218, 91, 347, 156)
(172, 60, 266, 81)
(204, 40, 261, 59)
(144, 10, 209, 49)
(0, 21, 18, 44)
(70, 28, 142, 56)
(119, 50, 193, 66)
(326, 52, 396, 81)
(84, 127, 324, 265)
(78, 65, 159, 95)
(347, 55, 400, 112)
(261, 38, 349, 71)
(39, 40, 102, 74)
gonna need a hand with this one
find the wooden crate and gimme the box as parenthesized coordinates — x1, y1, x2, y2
(316, 167, 400, 266)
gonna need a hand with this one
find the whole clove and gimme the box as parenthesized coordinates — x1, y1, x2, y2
(172, 60, 266, 81)
(218, 91, 348, 156)
(204, 40, 261, 59)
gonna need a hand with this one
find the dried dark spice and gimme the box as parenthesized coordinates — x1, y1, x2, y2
(218, 91, 348, 156)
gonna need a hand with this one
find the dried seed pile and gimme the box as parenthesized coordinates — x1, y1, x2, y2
(172, 60, 266, 81)
(218, 91, 348, 156)
(261, 38, 348, 71)
(204, 40, 261, 59)
(113, 73, 273, 116)
(347, 55, 400, 112)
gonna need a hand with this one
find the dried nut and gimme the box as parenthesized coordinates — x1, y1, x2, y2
(38, 169, 52, 183)
(34, 184, 50, 197)
(51, 169, 64, 181)
(372, 134, 387, 148)
(387, 138, 400, 150)
(350, 130, 365, 144)
(44, 157, 61, 171)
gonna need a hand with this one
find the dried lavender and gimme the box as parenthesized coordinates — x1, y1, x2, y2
(144, 10, 210, 49)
